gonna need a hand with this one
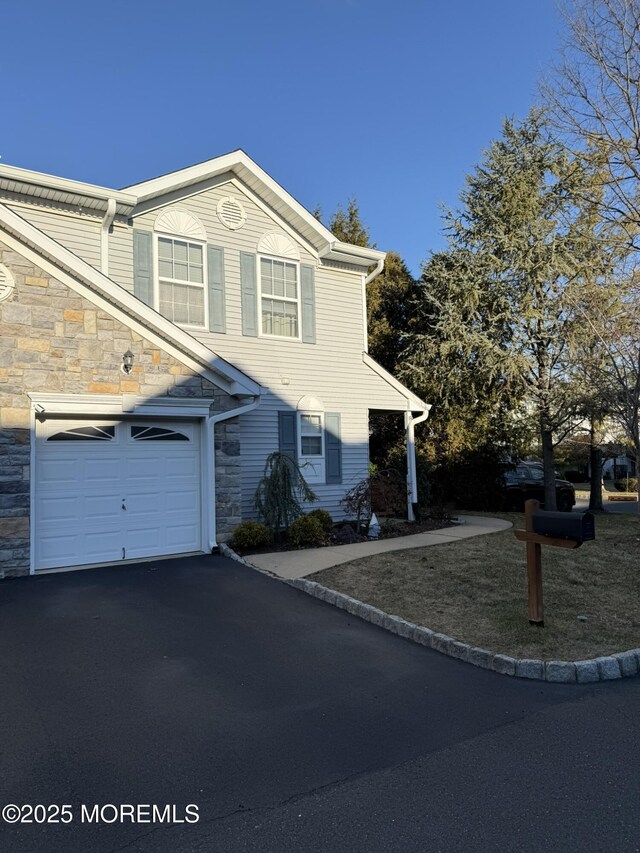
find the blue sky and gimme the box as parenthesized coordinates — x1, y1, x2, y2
(2, 0, 564, 275)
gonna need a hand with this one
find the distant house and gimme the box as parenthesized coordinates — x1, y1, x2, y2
(0, 151, 430, 577)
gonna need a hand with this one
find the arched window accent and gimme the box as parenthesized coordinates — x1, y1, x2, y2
(154, 209, 207, 242)
(48, 426, 115, 441)
(131, 426, 190, 441)
(257, 233, 300, 260)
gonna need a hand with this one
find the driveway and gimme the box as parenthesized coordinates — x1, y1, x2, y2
(1, 555, 639, 853)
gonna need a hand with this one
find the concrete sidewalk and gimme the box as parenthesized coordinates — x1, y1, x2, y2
(248, 515, 512, 579)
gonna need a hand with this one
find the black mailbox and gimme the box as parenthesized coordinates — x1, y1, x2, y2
(532, 510, 595, 543)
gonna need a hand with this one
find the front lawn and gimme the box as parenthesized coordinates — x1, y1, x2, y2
(312, 513, 640, 661)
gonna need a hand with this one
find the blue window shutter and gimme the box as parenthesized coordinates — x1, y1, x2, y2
(133, 230, 153, 306)
(240, 251, 258, 337)
(278, 411, 297, 462)
(325, 413, 342, 484)
(207, 245, 226, 333)
(300, 264, 316, 344)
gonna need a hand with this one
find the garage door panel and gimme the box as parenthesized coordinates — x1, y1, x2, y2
(38, 530, 122, 569)
(83, 458, 122, 484)
(36, 420, 203, 571)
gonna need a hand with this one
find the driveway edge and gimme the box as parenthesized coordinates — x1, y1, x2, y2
(221, 544, 639, 683)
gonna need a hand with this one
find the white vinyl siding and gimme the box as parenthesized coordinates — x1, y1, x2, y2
(6, 203, 102, 268)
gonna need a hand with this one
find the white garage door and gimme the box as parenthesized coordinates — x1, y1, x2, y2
(35, 420, 202, 571)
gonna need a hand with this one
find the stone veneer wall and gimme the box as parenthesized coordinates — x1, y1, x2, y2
(0, 240, 241, 577)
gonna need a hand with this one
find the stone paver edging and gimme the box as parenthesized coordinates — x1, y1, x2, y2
(219, 545, 639, 683)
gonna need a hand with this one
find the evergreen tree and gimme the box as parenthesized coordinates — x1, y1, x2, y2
(402, 112, 606, 508)
(328, 198, 372, 247)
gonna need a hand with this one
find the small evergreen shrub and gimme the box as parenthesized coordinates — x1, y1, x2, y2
(230, 521, 272, 551)
(288, 515, 326, 548)
(614, 477, 638, 493)
(307, 508, 333, 534)
(254, 451, 317, 540)
(380, 519, 405, 538)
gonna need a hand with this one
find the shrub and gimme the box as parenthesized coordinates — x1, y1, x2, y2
(254, 451, 317, 540)
(307, 508, 333, 534)
(380, 519, 405, 538)
(614, 477, 638, 493)
(332, 523, 361, 545)
(230, 521, 272, 551)
(288, 515, 326, 548)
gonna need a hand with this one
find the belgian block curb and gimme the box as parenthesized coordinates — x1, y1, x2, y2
(220, 545, 640, 684)
(284, 577, 640, 684)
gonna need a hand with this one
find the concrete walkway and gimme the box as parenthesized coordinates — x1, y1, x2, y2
(248, 515, 512, 579)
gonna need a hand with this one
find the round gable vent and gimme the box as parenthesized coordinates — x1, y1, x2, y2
(0, 264, 16, 303)
(217, 195, 247, 230)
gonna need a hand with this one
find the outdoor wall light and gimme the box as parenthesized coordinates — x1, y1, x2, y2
(121, 350, 135, 375)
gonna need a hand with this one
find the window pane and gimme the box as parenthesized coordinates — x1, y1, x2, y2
(158, 258, 173, 278)
(188, 244, 202, 265)
(301, 414, 321, 434)
(260, 258, 273, 295)
(158, 238, 173, 259)
(188, 264, 203, 284)
(301, 436, 322, 455)
(261, 298, 298, 337)
(273, 261, 285, 297)
(187, 287, 204, 326)
(174, 240, 188, 262)
(285, 264, 297, 299)
(174, 261, 189, 281)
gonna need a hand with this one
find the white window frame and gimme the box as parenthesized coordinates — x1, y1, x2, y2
(297, 411, 325, 484)
(258, 254, 301, 341)
(154, 232, 208, 331)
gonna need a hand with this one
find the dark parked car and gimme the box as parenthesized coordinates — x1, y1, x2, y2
(503, 462, 575, 512)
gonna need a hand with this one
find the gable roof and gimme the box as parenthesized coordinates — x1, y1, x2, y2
(0, 203, 261, 398)
(0, 150, 385, 268)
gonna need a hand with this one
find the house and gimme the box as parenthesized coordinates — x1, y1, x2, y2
(0, 151, 430, 577)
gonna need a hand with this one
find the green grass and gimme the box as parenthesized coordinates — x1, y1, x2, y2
(312, 512, 640, 661)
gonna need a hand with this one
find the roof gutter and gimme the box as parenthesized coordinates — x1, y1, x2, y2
(364, 257, 385, 286)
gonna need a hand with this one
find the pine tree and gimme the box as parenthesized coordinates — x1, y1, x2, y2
(403, 112, 607, 508)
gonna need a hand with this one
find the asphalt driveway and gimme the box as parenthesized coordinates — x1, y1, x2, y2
(1, 555, 639, 853)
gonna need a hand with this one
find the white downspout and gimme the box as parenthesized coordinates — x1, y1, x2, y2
(206, 396, 261, 550)
(405, 407, 431, 522)
(100, 198, 117, 275)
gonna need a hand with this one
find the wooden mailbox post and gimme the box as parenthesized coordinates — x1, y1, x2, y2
(514, 499, 595, 626)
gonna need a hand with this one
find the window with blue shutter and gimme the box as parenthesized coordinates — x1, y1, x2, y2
(278, 411, 297, 462)
(325, 413, 342, 484)
(300, 265, 316, 344)
(207, 245, 226, 333)
(240, 251, 258, 337)
(133, 230, 153, 306)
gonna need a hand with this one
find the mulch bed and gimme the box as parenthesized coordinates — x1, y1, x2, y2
(232, 517, 455, 557)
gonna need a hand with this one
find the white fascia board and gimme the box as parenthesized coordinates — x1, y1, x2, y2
(0, 204, 260, 398)
(363, 352, 430, 412)
(0, 163, 136, 211)
(123, 149, 337, 252)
